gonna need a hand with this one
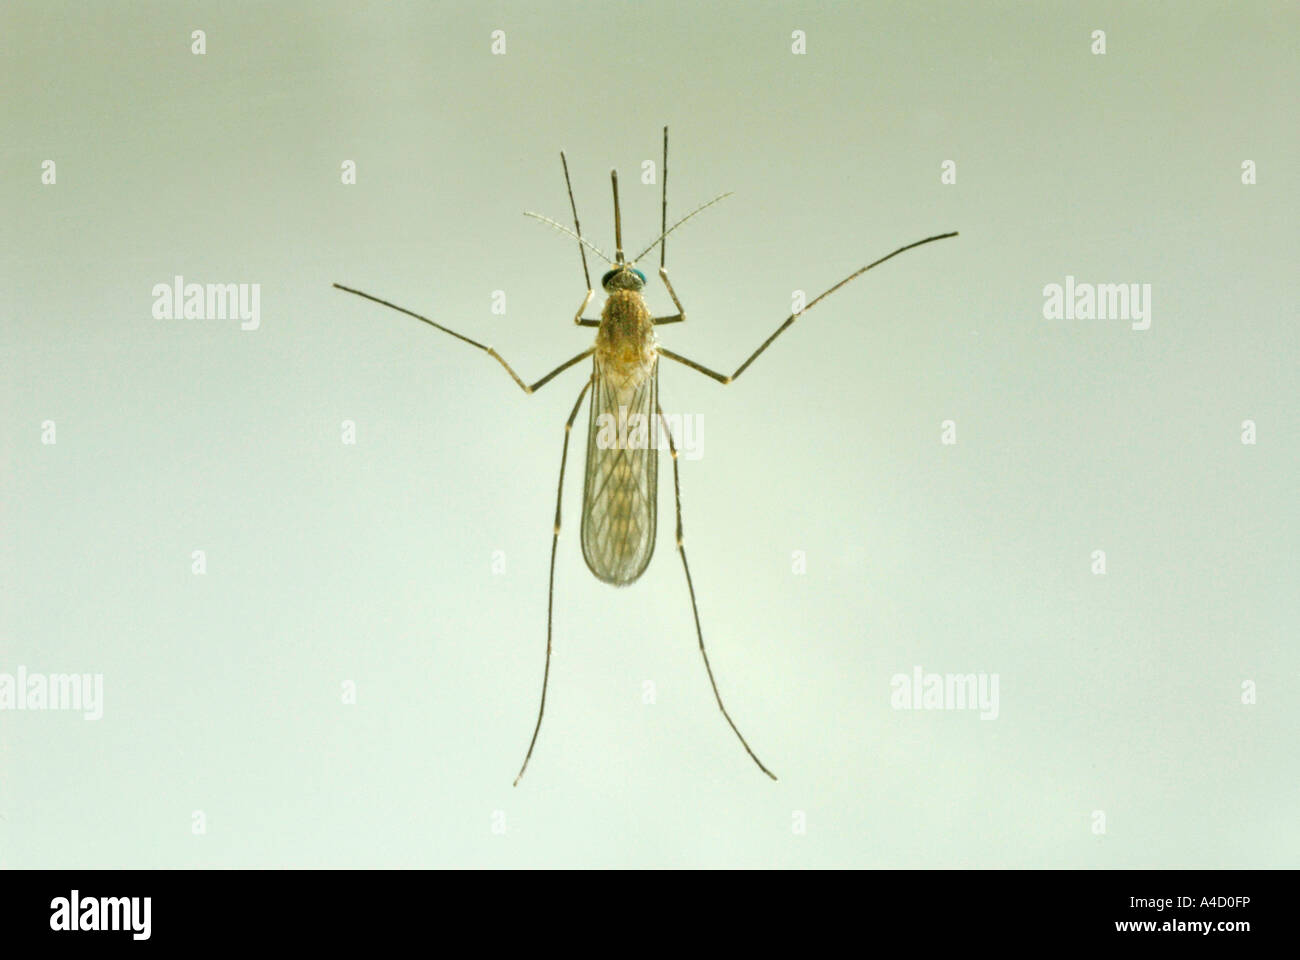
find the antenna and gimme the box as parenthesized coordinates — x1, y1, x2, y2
(631, 191, 733, 264)
(523, 212, 613, 264)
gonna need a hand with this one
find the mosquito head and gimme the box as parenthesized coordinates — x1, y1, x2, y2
(601, 264, 646, 293)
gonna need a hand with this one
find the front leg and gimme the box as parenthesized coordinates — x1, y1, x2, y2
(652, 266, 686, 325)
(573, 289, 601, 327)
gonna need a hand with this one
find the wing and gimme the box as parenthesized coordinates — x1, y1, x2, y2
(580, 359, 659, 585)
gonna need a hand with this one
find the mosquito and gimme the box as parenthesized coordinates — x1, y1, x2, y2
(333, 127, 957, 784)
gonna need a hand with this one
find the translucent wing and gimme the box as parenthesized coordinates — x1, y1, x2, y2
(580, 359, 659, 585)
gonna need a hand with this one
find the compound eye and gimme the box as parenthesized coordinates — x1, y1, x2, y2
(631, 269, 646, 285)
(600, 269, 618, 289)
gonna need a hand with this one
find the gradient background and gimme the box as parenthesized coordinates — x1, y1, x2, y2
(2, 1, 1296, 867)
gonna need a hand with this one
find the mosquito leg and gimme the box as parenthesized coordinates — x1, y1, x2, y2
(652, 267, 686, 325)
(657, 346, 729, 384)
(529, 348, 596, 392)
(658, 231, 959, 384)
(561, 151, 602, 326)
(659, 125, 669, 270)
(572, 289, 600, 328)
(651, 128, 686, 327)
(656, 403, 777, 780)
(514, 375, 594, 786)
(332, 283, 593, 393)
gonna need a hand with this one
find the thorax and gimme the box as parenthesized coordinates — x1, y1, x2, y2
(596, 289, 657, 388)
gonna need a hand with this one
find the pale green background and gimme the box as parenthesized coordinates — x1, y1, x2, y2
(1, 1, 1296, 867)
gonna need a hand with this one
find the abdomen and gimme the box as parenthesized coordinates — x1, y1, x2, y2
(580, 357, 658, 585)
